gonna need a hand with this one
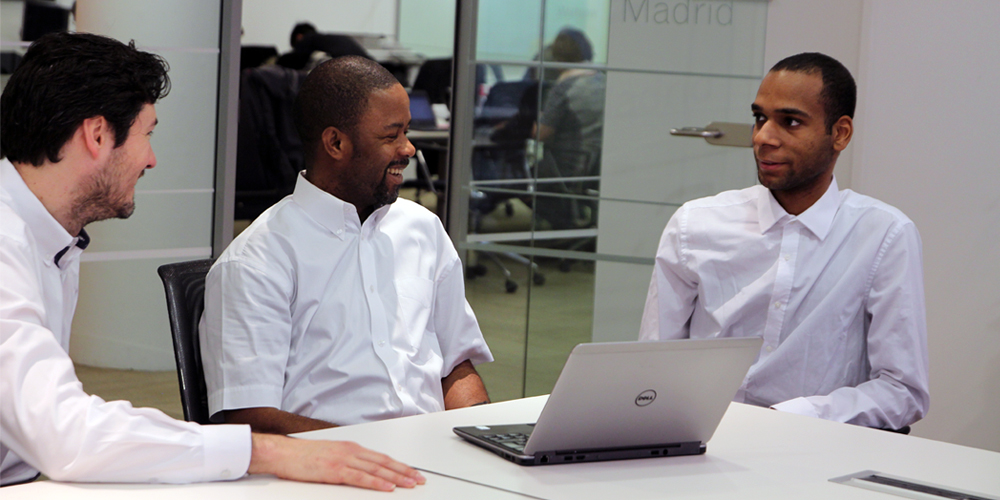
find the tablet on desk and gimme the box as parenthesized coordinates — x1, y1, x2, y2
(454, 337, 762, 465)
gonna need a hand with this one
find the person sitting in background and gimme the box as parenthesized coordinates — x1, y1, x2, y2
(639, 52, 929, 431)
(276, 22, 370, 71)
(534, 27, 606, 230)
(201, 56, 493, 435)
(0, 32, 423, 491)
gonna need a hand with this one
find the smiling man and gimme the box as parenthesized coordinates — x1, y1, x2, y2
(1, 33, 424, 490)
(639, 53, 929, 431)
(201, 56, 493, 435)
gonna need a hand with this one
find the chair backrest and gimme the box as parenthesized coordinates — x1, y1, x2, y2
(157, 259, 214, 424)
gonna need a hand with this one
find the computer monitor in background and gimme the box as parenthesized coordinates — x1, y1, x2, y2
(21, 0, 71, 42)
(408, 90, 439, 130)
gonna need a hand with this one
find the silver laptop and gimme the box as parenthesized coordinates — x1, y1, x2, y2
(454, 337, 762, 465)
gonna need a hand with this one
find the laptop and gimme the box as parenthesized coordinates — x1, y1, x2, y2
(454, 337, 762, 465)
(408, 90, 440, 130)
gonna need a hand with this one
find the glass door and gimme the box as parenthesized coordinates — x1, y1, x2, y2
(449, 0, 769, 400)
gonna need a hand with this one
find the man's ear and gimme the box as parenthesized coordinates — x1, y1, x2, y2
(831, 115, 853, 152)
(321, 126, 351, 161)
(80, 116, 114, 160)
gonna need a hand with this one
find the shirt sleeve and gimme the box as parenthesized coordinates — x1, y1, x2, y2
(431, 234, 493, 377)
(639, 207, 700, 341)
(539, 79, 571, 130)
(201, 257, 294, 421)
(773, 221, 930, 429)
(0, 241, 251, 484)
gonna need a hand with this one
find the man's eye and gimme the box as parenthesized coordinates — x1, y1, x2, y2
(786, 118, 801, 127)
(753, 113, 765, 125)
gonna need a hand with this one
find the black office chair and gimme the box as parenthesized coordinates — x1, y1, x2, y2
(157, 259, 214, 425)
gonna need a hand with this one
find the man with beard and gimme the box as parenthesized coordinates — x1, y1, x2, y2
(1, 33, 425, 490)
(638, 53, 929, 431)
(201, 56, 493, 434)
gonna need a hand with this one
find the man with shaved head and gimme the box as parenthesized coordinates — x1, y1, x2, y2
(640, 53, 929, 431)
(201, 56, 493, 435)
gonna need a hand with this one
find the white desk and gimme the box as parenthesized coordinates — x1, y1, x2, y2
(5, 397, 999, 499)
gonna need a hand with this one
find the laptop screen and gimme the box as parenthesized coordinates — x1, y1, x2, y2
(408, 91, 437, 129)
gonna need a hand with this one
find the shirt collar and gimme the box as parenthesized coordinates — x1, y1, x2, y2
(1, 158, 88, 268)
(291, 171, 391, 237)
(758, 177, 841, 240)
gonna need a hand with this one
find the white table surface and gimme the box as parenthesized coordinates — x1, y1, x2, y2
(5, 396, 999, 499)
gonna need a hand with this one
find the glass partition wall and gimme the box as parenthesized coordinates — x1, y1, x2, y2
(450, 0, 769, 401)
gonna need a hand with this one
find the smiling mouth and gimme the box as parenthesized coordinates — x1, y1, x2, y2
(386, 160, 408, 177)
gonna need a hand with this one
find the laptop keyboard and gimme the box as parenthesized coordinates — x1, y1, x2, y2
(482, 433, 530, 453)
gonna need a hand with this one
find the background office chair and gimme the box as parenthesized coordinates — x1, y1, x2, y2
(235, 65, 307, 221)
(467, 80, 548, 293)
(157, 259, 214, 425)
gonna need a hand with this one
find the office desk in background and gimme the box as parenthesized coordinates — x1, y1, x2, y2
(5, 397, 999, 499)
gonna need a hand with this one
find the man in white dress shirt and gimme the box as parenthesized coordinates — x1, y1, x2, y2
(639, 52, 929, 430)
(0, 32, 424, 491)
(200, 56, 493, 434)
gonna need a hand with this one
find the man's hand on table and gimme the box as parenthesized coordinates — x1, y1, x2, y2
(248, 433, 426, 491)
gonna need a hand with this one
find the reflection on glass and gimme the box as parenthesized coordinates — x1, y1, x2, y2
(465, 252, 530, 402)
(468, 63, 536, 235)
(534, 28, 605, 233)
(476, 0, 543, 61)
(543, 0, 610, 65)
(524, 258, 595, 397)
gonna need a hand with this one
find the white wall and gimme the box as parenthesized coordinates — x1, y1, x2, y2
(240, 0, 396, 53)
(851, 0, 1000, 451)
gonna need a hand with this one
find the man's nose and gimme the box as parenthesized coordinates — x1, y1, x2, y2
(401, 136, 416, 158)
(752, 121, 780, 148)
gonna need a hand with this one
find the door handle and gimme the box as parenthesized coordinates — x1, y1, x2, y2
(669, 122, 753, 148)
(670, 127, 722, 138)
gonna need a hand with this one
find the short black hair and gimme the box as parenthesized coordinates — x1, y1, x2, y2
(290, 22, 317, 48)
(293, 55, 399, 167)
(770, 52, 855, 133)
(1, 32, 170, 166)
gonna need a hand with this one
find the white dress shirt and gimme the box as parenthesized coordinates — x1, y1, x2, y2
(201, 172, 493, 425)
(639, 178, 929, 430)
(0, 159, 250, 485)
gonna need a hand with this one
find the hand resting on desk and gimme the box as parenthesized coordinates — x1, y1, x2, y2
(248, 433, 426, 491)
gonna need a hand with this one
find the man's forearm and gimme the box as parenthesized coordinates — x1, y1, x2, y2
(225, 407, 336, 435)
(442, 359, 490, 409)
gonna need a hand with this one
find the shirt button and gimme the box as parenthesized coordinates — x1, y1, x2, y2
(378, 340, 386, 347)
(774, 301, 782, 309)
(783, 254, 791, 261)
(220, 469, 231, 479)
(369, 285, 375, 293)
(765, 345, 774, 353)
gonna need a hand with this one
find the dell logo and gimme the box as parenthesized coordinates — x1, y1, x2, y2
(635, 390, 657, 407)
